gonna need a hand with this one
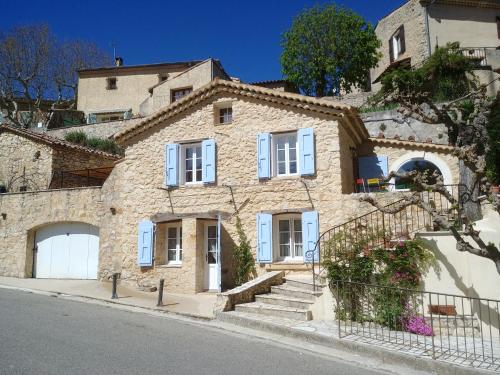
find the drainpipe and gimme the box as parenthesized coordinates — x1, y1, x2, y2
(424, 0, 436, 57)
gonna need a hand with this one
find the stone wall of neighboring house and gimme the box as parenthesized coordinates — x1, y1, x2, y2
(140, 60, 226, 116)
(333, 91, 373, 108)
(46, 118, 142, 140)
(77, 67, 187, 116)
(98, 94, 372, 292)
(361, 110, 449, 144)
(371, 0, 428, 92)
(427, 3, 500, 52)
(0, 187, 104, 278)
(0, 131, 53, 192)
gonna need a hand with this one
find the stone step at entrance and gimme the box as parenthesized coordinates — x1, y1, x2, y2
(229, 275, 323, 322)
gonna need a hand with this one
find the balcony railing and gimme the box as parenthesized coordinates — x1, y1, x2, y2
(458, 47, 498, 68)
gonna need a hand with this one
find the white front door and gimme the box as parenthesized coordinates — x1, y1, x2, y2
(204, 224, 218, 291)
(35, 223, 99, 279)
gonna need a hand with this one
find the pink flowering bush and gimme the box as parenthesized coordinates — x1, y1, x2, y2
(404, 315, 434, 336)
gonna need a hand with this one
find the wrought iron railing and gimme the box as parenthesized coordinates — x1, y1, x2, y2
(331, 280, 500, 371)
(306, 186, 462, 288)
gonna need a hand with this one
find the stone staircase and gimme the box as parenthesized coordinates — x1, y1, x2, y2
(229, 276, 323, 322)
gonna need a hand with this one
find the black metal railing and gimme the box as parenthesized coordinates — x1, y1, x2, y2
(332, 280, 500, 371)
(459, 47, 488, 67)
(306, 186, 462, 288)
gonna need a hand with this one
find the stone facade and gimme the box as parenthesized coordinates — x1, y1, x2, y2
(0, 131, 53, 192)
(0, 187, 104, 278)
(77, 62, 200, 117)
(371, 0, 428, 91)
(0, 82, 460, 298)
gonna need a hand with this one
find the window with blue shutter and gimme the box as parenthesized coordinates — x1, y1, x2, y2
(298, 128, 315, 176)
(257, 213, 273, 263)
(358, 156, 388, 180)
(302, 211, 319, 263)
(137, 220, 154, 266)
(257, 133, 271, 179)
(202, 139, 216, 184)
(165, 143, 179, 187)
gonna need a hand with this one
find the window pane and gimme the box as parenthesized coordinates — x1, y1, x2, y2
(196, 170, 202, 181)
(196, 146, 202, 156)
(294, 244, 303, 257)
(278, 162, 286, 175)
(168, 250, 176, 261)
(186, 158, 193, 171)
(280, 231, 290, 246)
(208, 225, 217, 238)
(185, 148, 193, 159)
(289, 161, 297, 174)
(280, 244, 290, 257)
(294, 219, 302, 232)
(167, 239, 177, 250)
(279, 220, 290, 232)
(289, 148, 297, 162)
(186, 171, 193, 182)
(277, 149, 286, 162)
(168, 227, 177, 238)
(179, 250, 182, 261)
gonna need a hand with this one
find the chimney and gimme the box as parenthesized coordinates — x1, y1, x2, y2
(115, 57, 123, 67)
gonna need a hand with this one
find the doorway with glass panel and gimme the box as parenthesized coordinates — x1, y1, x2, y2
(204, 223, 219, 291)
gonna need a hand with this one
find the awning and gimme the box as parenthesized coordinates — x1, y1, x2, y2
(150, 210, 232, 223)
(373, 57, 412, 84)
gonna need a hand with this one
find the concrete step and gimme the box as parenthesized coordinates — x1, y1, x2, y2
(235, 302, 312, 321)
(271, 285, 322, 301)
(284, 277, 325, 292)
(255, 294, 314, 310)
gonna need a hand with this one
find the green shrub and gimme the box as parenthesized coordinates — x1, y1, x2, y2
(233, 216, 255, 286)
(64, 131, 88, 145)
(64, 131, 123, 155)
(486, 97, 500, 184)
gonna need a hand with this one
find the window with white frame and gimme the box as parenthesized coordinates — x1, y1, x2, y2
(389, 25, 405, 62)
(181, 143, 202, 184)
(273, 132, 298, 176)
(166, 224, 182, 264)
(275, 215, 303, 261)
(218, 107, 232, 124)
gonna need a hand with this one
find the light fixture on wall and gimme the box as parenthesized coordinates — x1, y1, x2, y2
(1, 213, 6, 220)
(110, 207, 116, 215)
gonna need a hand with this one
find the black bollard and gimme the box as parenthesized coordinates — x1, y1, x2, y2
(157, 279, 164, 307)
(111, 273, 118, 299)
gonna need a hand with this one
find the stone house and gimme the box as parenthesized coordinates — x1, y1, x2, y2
(369, 0, 500, 94)
(77, 58, 230, 123)
(0, 125, 120, 193)
(0, 79, 461, 295)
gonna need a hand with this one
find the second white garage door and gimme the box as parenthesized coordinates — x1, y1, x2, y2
(35, 223, 99, 279)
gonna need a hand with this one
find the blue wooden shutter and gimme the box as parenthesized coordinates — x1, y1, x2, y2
(298, 128, 315, 176)
(137, 220, 154, 266)
(358, 156, 388, 180)
(257, 213, 272, 263)
(302, 211, 319, 263)
(165, 143, 179, 187)
(202, 139, 216, 183)
(257, 133, 271, 179)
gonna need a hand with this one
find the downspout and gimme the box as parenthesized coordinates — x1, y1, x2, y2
(424, 0, 436, 57)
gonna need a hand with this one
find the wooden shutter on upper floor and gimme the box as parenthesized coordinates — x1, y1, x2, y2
(202, 139, 216, 184)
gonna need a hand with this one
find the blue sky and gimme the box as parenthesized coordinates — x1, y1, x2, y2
(3, 0, 405, 82)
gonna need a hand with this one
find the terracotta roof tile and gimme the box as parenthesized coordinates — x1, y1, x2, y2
(115, 78, 367, 144)
(0, 125, 122, 159)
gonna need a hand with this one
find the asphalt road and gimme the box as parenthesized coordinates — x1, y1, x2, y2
(0, 289, 385, 375)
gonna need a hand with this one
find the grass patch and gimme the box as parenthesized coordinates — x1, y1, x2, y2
(65, 131, 123, 155)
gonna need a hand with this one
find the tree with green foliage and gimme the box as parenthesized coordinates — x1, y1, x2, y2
(233, 216, 255, 286)
(363, 43, 500, 274)
(280, 3, 381, 97)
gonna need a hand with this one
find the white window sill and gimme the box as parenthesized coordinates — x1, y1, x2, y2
(157, 263, 182, 268)
(273, 174, 300, 180)
(274, 258, 304, 264)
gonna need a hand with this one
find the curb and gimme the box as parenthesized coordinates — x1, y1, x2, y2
(216, 312, 496, 375)
(0, 283, 214, 322)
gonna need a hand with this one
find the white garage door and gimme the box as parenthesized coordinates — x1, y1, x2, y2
(35, 223, 99, 279)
